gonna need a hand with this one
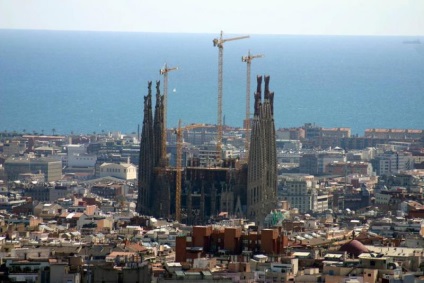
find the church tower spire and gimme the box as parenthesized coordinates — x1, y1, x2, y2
(137, 81, 155, 215)
(247, 75, 277, 226)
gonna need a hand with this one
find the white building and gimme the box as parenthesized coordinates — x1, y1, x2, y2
(282, 176, 329, 213)
(65, 144, 97, 168)
(67, 153, 97, 168)
(372, 151, 414, 175)
(99, 162, 137, 180)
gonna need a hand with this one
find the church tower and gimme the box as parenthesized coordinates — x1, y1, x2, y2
(247, 75, 277, 226)
(137, 81, 155, 215)
(137, 80, 171, 217)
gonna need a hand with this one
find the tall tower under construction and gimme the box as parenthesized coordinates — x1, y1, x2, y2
(137, 81, 172, 217)
(137, 81, 154, 216)
(247, 75, 277, 226)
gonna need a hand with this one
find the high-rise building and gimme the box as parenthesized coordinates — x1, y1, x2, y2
(247, 76, 277, 226)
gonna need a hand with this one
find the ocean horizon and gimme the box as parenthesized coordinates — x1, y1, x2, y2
(1, 29, 423, 136)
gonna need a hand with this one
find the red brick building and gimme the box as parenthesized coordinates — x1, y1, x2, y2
(325, 162, 372, 176)
(175, 226, 289, 263)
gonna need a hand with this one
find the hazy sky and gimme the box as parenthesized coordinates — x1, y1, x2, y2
(1, 0, 423, 35)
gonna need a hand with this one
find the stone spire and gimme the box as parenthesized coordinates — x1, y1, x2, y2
(151, 80, 171, 218)
(247, 75, 277, 227)
(137, 81, 155, 215)
(153, 80, 164, 167)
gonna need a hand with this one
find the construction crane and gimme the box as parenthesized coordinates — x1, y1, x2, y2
(213, 31, 249, 161)
(160, 63, 178, 160)
(174, 121, 214, 222)
(242, 51, 263, 162)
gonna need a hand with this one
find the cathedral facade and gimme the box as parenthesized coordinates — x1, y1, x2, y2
(137, 76, 277, 226)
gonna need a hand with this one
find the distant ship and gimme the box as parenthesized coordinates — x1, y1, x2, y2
(403, 39, 421, 44)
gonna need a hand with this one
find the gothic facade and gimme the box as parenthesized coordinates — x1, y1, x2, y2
(137, 81, 171, 217)
(137, 76, 277, 226)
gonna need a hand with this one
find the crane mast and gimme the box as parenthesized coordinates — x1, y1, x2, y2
(242, 51, 263, 162)
(160, 64, 178, 160)
(213, 31, 249, 161)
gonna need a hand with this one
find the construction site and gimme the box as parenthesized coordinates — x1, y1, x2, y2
(136, 32, 277, 226)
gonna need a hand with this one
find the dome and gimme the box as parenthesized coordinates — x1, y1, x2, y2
(339, 240, 369, 257)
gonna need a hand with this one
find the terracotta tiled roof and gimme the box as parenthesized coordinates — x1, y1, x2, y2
(125, 243, 147, 253)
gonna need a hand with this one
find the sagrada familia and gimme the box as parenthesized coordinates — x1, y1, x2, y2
(136, 76, 277, 226)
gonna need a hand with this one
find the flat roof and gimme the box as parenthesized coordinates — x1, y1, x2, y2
(325, 253, 343, 258)
(293, 252, 310, 257)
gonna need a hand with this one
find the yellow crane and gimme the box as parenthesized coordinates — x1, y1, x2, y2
(160, 63, 178, 159)
(174, 121, 214, 222)
(213, 31, 249, 161)
(242, 51, 263, 162)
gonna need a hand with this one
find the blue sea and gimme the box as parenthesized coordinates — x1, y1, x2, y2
(0, 30, 423, 136)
